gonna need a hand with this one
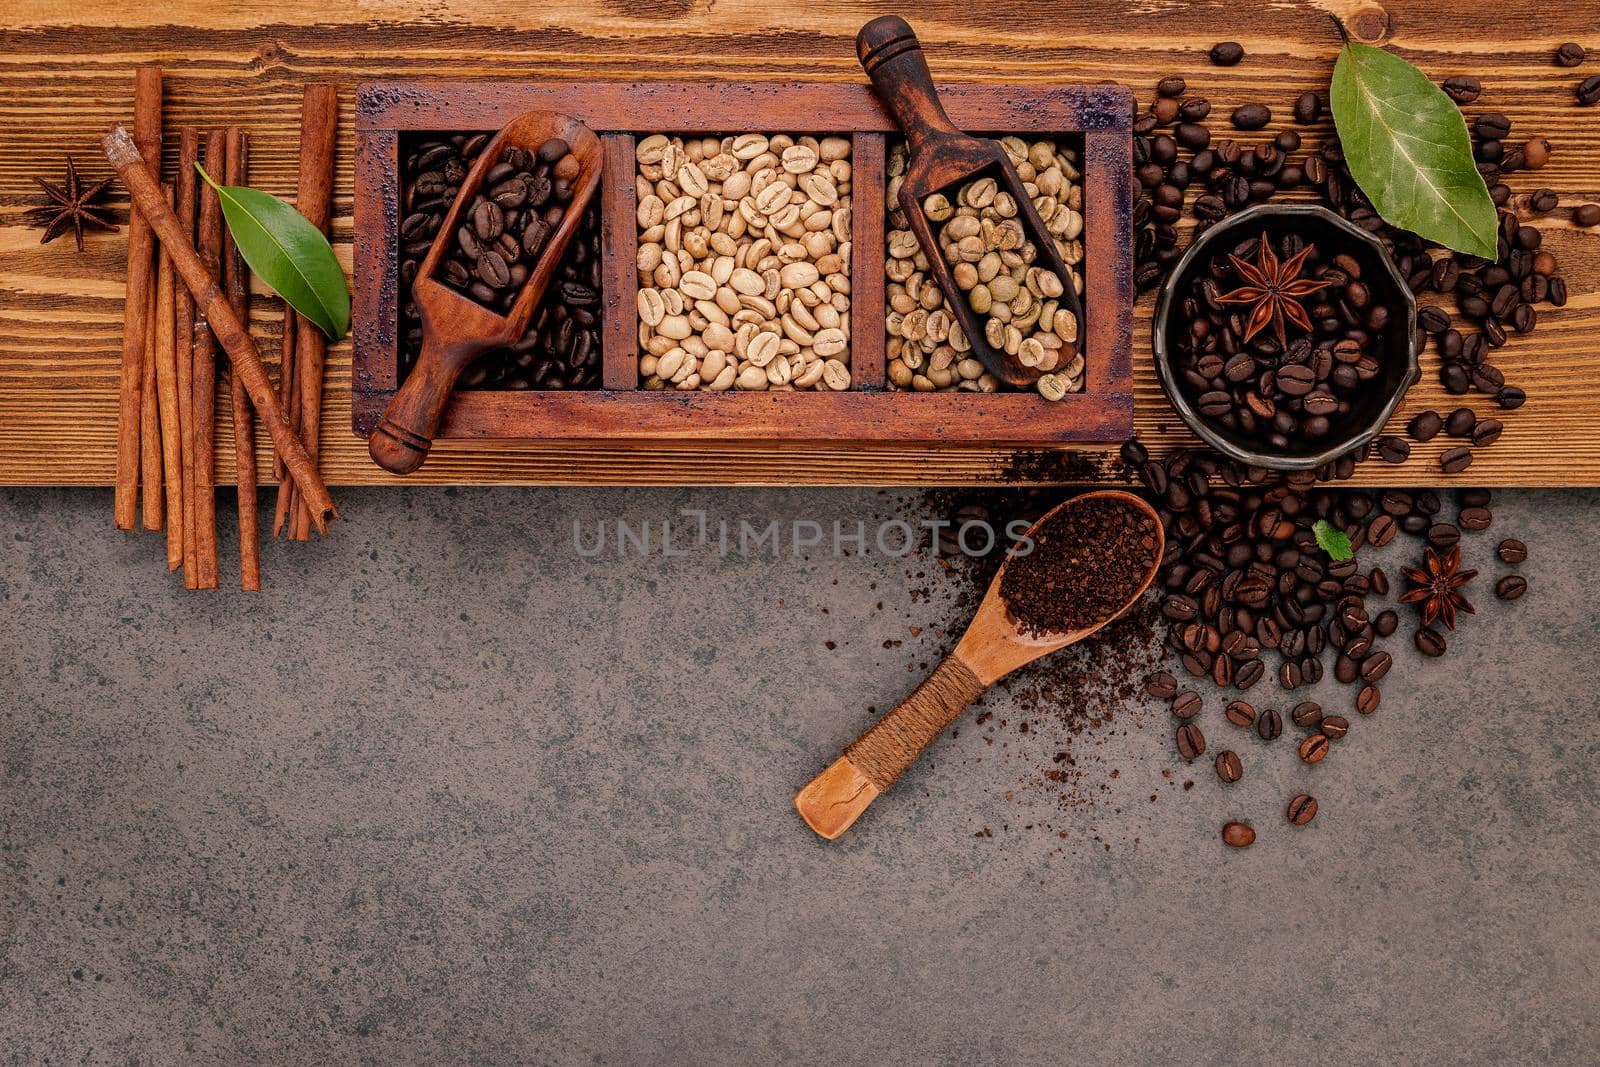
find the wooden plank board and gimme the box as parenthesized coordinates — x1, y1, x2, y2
(2, 0, 1599, 486)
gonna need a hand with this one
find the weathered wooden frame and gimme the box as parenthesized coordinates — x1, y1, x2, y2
(352, 81, 1134, 443)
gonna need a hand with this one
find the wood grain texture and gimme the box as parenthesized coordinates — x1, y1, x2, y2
(2, 0, 1599, 486)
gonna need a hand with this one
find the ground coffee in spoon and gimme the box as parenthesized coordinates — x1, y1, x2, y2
(1000, 497, 1158, 637)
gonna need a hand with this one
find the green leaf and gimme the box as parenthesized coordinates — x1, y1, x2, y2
(1313, 519, 1354, 562)
(1330, 42, 1498, 259)
(195, 164, 350, 342)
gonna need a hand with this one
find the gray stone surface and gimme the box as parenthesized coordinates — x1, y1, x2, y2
(2, 486, 1597, 1065)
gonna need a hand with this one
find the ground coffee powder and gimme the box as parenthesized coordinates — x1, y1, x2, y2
(1000, 497, 1158, 637)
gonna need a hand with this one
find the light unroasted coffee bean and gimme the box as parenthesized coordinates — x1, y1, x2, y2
(887, 136, 1085, 399)
(635, 132, 853, 392)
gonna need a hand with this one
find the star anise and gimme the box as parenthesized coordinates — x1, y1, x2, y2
(1399, 545, 1477, 631)
(28, 156, 118, 252)
(1216, 240, 1330, 348)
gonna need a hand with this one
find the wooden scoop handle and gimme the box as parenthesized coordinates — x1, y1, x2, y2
(795, 652, 988, 839)
(368, 331, 488, 475)
(856, 16, 963, 161)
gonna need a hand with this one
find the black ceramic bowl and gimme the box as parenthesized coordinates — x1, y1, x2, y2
(1152, 204, 1419, 470)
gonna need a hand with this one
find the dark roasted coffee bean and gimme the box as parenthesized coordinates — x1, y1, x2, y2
(1222, 821, 1255, 848)
(1556, 42, 1587, 67)
(476, 250, 511, 288)
(1232, 103, 1272, 130)
(1298, 733, 1330, 764)
(1287, 794, 1318, 825)
(1415, 628, 1448, 657)
(1293, 91, 1322, 125)
(1225, 700, 1256, 727)
(1156, 75, 1187, 97)
(1215, 750, 1243, 783)
(1172, 690, 1203, 719)
(1234, 658, 1265, 690)
(1497, 538, 1527, 563)
(1257, 708, 1283, 741)
(1320, 716, 1349, 741)
(1408, 410, 1443, 441)
(1210, 41, 1245, 66)
(1439, 445, 1474, 474)
(1144, 671, 1178, 698)
(1121, 439, 1150, 468)
(1458, 505, 1493, 531)
(1291, 701, 1323, 729)
(1497, 386, 1527, 409)
(1427, 522, 1461, 549)
(1579, 76, 1600, 106)
(1176, 722, 1207, 760)
(1360, 650, 1393, 682)
(1574, 204, 1600, 227)
(1444, 407, 1476, 437)
(1470, 419, 1503, 447)
(1475, 113, 1512, 139)
(1367, 513, 1397, 547)
(1442, 75, 1482, 103)
(1496, 575, 1528, 601)
(1376, 436, 1410, 463)
(1356, 684, 1381, 715)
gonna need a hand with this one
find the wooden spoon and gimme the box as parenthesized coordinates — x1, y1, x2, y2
(856, 15, 1085, 388)
(795, 490, 1164, 839)
(368, 111, 602, 475)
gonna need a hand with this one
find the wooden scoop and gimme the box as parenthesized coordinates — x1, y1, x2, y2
(368, 111, 602, 475)
(795, 490, 1164, 840)
(856, 15, 1085, 388)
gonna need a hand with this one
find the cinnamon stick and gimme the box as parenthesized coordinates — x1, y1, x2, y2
(114, 66, 162, 530)
(273, 309, 298, 535)
(103, 124, 338, 534)
(224, 128, 261, 591)
(192, 130, 225, 590)
(175, 127, 200, 587)
(139, 280, 161, 531)
(154, 187, 184, 572)
(288, 84, 339, 543)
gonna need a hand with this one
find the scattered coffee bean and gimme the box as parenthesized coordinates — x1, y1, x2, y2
(1291, 700, 1323, 729)
(1172, 690, 1203, 719)
(1320, 715, 1349, 740)
(1427, 522, 1461, 549)
(1257, 708, 1283, 741)
(1144, 671, 1179, 698)
(1176, 722, 1207, 760)
(1407, 410, 1443, 441)
(1298, 733, 1330, 764)
(1574, 204, 1600, 227)
(1293, 92, 1322, 124)
(1442, 76, 1482, 103)
(1225, 700, 1257, 727)
(1458, 505, 1493, 531)
(1439, 445, 1474, 474)
(1556, 42, 1587, 67)
(1578, 76, 1600, 106)
(1215, 750, 1243, 783)
(1415, 627, 1447, 657)
(1356, 684, 1381, 715)
(1497, 538, 1527, 563)
(1361, 650, 1393, 682)
(1376, 436, 1411, 464)
(1209, 42, 1245, 66)
(1496, 575, 1528, 600)
(1287, 794, 1317, 825)
(1222, 821, 1255, 847)
(1231, 103, 1272, 130)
